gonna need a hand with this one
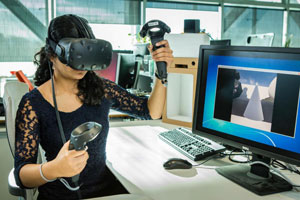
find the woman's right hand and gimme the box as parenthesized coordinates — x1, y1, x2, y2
(52, 140, 89, 178)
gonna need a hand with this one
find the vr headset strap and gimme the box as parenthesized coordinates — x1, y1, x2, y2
(68, 14, 95, 39)
(46, 38, 56, 51)
(46, 37, 65, 57)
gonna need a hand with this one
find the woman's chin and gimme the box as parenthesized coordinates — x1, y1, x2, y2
(74, 71, 87, 79)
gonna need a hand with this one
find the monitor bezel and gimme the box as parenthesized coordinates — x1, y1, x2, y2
(114, 50, 134, 85)
(210, 39, 231, 46)
(116, 53, 140, 89)
(192, 45, 300, 166)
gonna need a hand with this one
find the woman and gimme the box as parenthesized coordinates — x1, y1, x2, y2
(14, 14, 173, 200)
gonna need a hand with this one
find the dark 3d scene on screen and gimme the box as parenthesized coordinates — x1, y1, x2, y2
(214, 66, 298, 138)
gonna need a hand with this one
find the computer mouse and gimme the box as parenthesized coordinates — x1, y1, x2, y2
(163, 158, 193, 170)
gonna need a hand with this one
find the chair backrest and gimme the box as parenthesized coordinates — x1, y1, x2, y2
(3, 81, 29, 157)
(3, 82, 37, 200)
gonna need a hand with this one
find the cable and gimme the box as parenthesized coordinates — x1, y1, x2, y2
(193, 150, 252, 168)
(59, 178, 80, 191)
(226, 149, 252, 164)
(192, 153, 233, 169)
(271, 159, 300, 175)
(193, 153, 224, 167)
(285, 163, 300, 175)
(49, 62, 66, 144)
(250, 161, 300, 188)
(271, 159, 288, 170)
(221, 152, 252, 156)
(193, 157, 214, 167)
(48, 62, 82, 199)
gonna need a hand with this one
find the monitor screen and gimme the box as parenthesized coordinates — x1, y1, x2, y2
(95, 51, 119, 82)
(136, 74, 153, 93)
(116, 53, 140, 89)
(193, 45, 300, 195)
(95, 50, 133, 82)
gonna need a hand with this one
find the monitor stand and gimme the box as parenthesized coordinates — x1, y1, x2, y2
(216, 154, 293, 195)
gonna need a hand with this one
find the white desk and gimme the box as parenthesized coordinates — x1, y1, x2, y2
(106, 120, 300, 200)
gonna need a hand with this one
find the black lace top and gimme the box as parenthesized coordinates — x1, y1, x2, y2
(14, 78, 151, 199)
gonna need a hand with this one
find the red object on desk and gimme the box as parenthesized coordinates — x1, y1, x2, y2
(10, 70, 34, 91)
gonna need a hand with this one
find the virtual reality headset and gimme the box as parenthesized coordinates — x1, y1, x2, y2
(47, 37, 113, 71)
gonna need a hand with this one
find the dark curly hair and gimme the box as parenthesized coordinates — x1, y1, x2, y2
(33, 14, 104, 106)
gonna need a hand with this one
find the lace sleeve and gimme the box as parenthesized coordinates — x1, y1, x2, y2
(14, 96, 40, 189)
(103, 79, 152, 120)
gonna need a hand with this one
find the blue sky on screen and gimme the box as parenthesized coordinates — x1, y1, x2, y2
(237, 69, 277, 87)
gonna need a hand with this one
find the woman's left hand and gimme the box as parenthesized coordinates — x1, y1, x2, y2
(148, 40, 174, 69)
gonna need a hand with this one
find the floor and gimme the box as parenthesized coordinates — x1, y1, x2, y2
(0, 126, 17, 200)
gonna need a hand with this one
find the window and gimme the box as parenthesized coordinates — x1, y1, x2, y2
(0, 0, 46, 76)
(290, 0, 300, 4)
(20, 0, 47, 26)
(57, 0, 141, 51)
(223, 7, 283, 46)
(90, 24, 137, 50)
(56, 0, 141, 25)
(287, 11, 300, 47)
(248, 0, 282, 2)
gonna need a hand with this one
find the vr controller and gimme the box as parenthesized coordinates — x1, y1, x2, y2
(139, 20, 171, 84)
(68, 121, 102, 183)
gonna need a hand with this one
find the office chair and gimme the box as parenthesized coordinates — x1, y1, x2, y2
(3, 81, 39, 200)
(3, 82, 151, 200)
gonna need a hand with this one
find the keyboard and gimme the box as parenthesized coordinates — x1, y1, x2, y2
(159, 127, 226, 161)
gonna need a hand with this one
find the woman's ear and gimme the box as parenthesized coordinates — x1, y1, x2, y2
(49, 56, 56, 64)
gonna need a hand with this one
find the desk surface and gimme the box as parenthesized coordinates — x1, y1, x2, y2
(107, 120, 300, 200)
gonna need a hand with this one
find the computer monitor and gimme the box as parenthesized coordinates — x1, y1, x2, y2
(210, 39, 231, 46)
(136, 74, 153, 93)
(116, 53, 140, 89)
(193, 45, 300, 195)
(95, 50, 133, 82)
(95, 51, 118, 82)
